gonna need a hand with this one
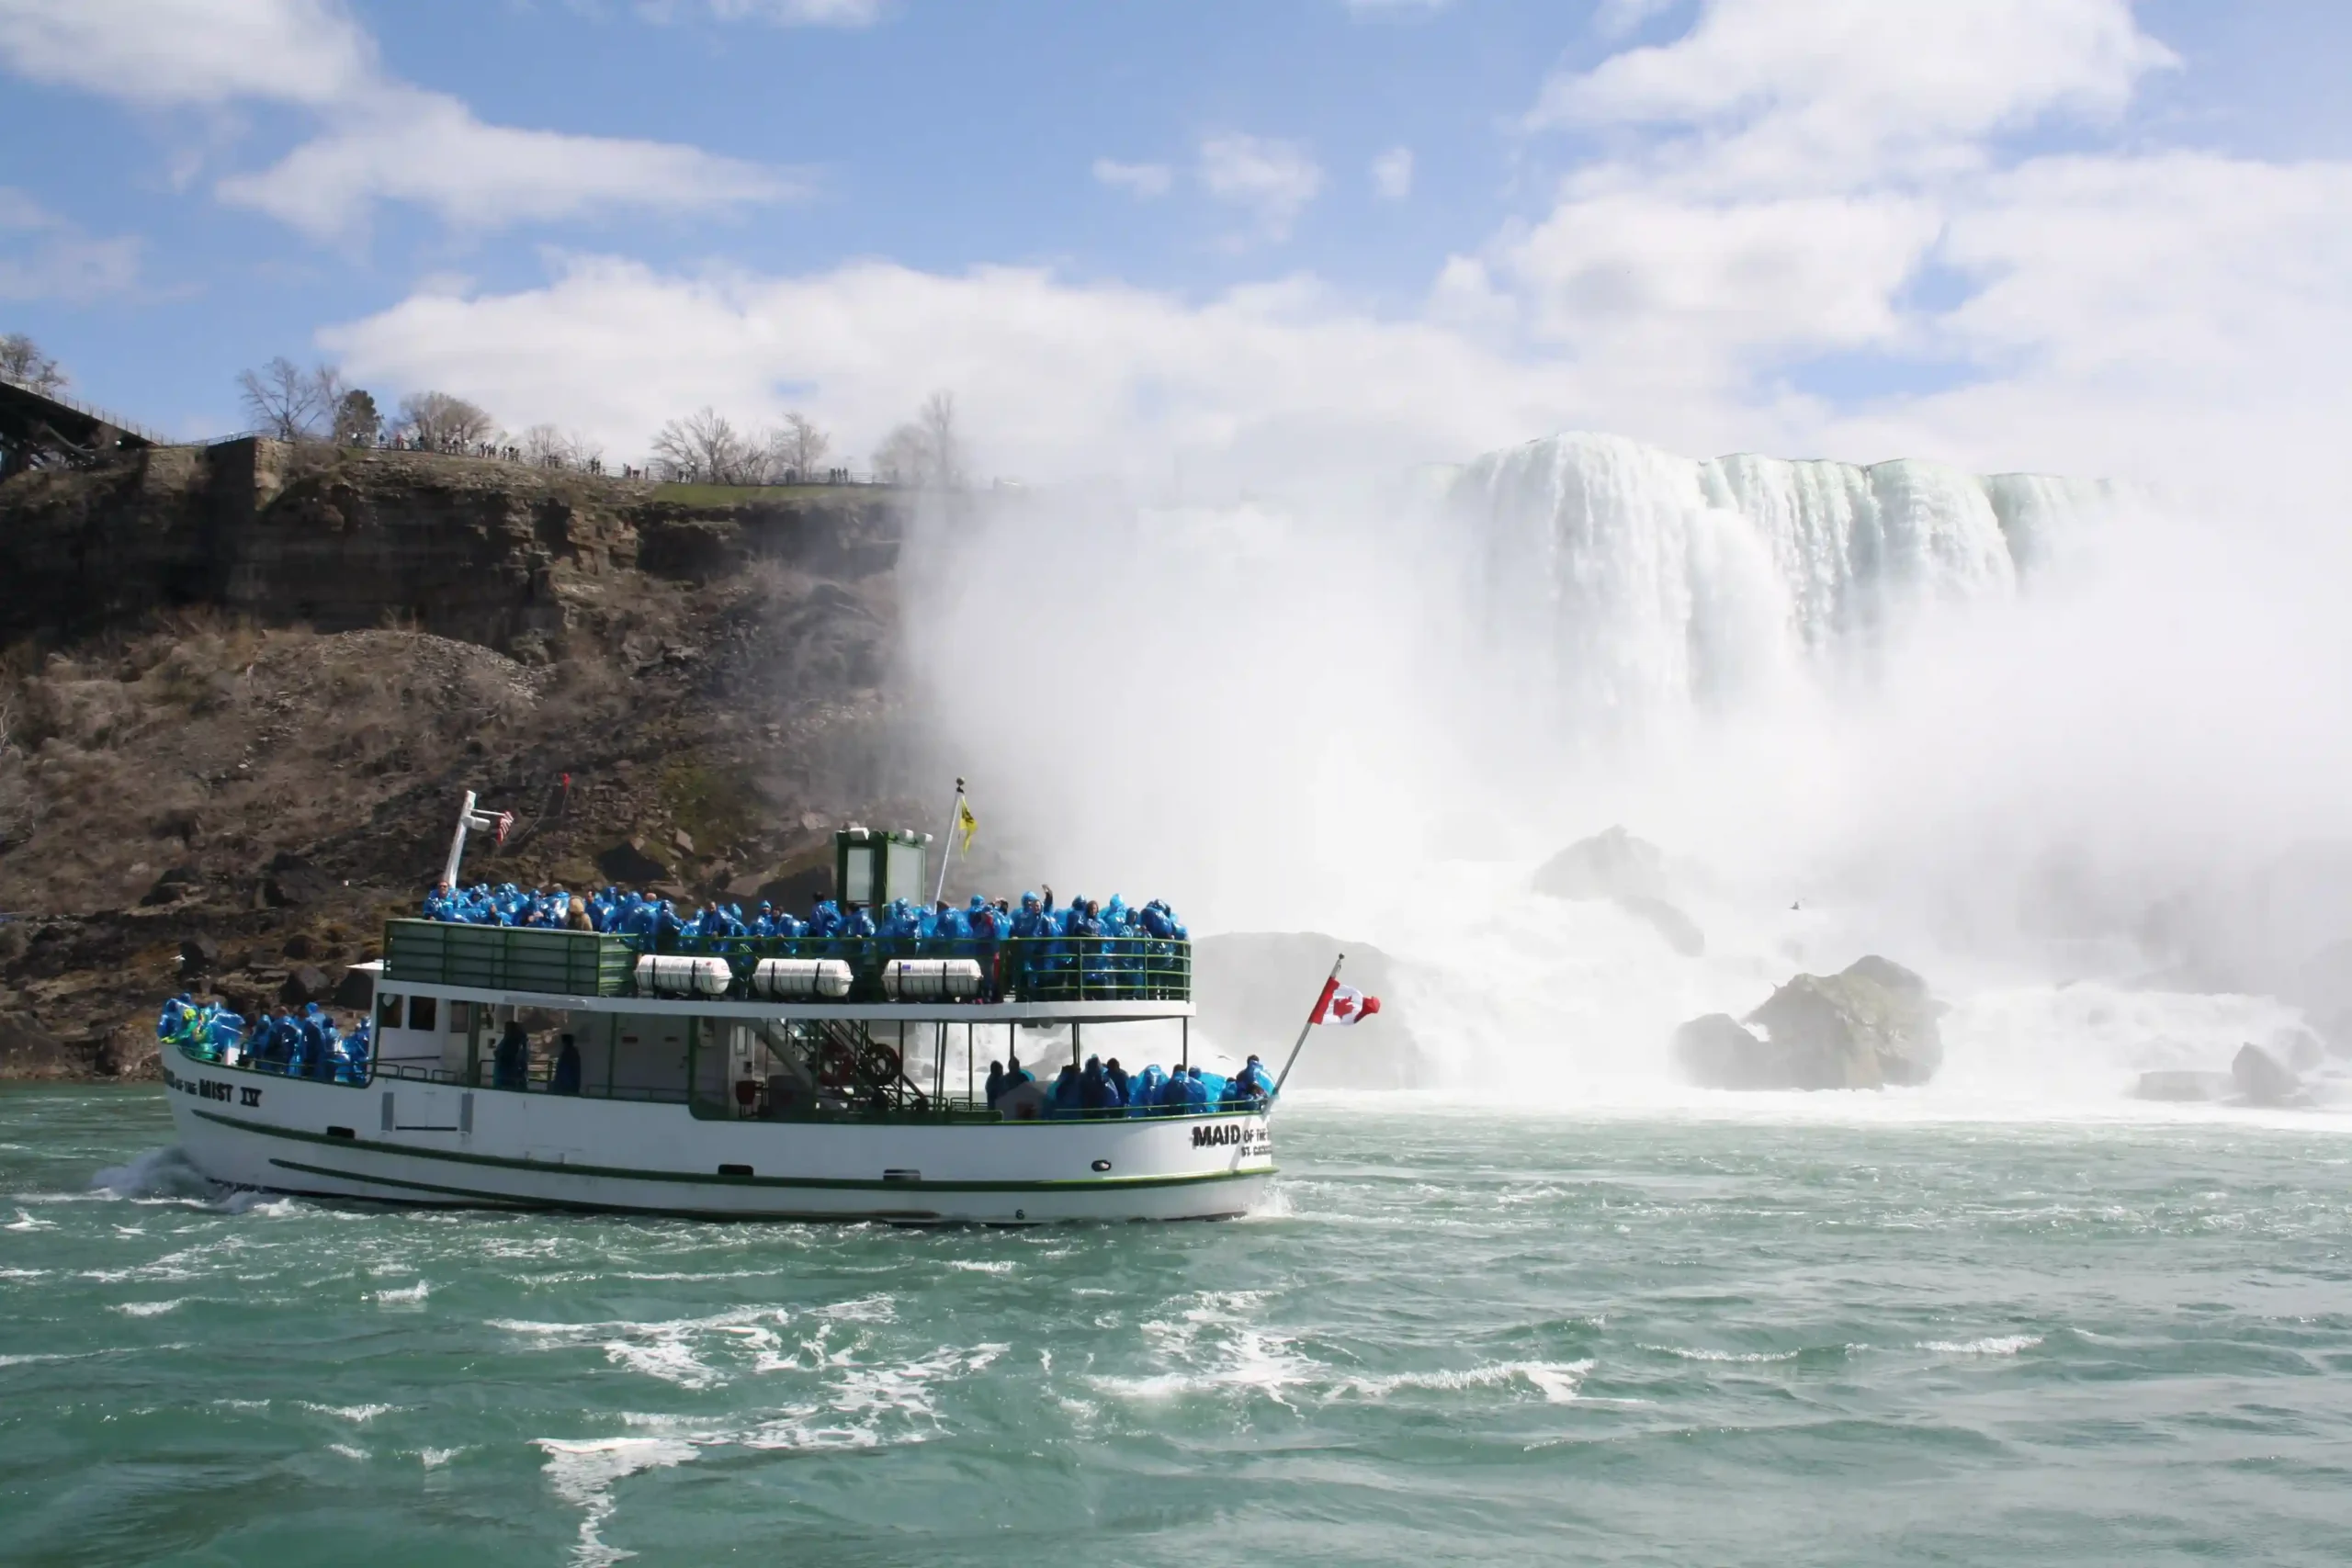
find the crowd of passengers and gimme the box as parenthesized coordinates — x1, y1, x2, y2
(159, 994, 372, 1083)
(419, 882, 1189, 946)
(988, 1050, 1276, 1116)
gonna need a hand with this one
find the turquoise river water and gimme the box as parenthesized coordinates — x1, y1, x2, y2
(5, 1085, 2352, 1565)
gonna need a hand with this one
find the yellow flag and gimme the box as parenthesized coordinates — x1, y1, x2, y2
(956, 795, 979, 852)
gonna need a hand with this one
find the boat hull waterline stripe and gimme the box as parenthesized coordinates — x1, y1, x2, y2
(192, 1109, 1272, 1193)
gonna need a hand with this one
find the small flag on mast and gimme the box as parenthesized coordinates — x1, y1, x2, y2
(955, 793, 979, 852)
(1309, 976, 1380, 1026)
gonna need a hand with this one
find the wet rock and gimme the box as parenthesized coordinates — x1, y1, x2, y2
(261, 852, 335, 908)
(596, 840, 670, 886)
(139, 867, 201, 907)
(179, 933, 222, 980)
(1675, 956, 1943, 1090)
(0, 1010, 72, 1077)
(1533, 827, 1705, 956)
(279, 964, 332, 1005)
(96, 1020, 156, 1078)
(1671, 1013, 1774, 1089)
(2134, 1069, 2235, 1102)
(282, 932, 314, 961)
(333, 966, 374, 1009)
(2232, 1043, 2305, 1107)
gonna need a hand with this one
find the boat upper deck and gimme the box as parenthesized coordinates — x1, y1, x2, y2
(381, 919, 1194, 1019)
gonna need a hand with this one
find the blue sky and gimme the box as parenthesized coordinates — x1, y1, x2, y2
(2, 0, 2347, 491)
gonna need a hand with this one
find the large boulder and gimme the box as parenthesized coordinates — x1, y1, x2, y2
(2231, 1043, 2305, 1107)
(1189, 932, 1426, 1089)
(595, 840, 671, 886)
(1674, 956, 1943, 1090)
(261, 852, 336, 908)
(1533, 827, 1704, 956)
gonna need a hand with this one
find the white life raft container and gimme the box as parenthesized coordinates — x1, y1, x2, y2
(882, 957, 984, 1000)
(749, 957, 854, 1000)
(634, 953, 733, 998)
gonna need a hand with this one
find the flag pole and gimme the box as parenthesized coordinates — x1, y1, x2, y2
(932, 777, 965, 906)
(1275, 953, 1345, 1095)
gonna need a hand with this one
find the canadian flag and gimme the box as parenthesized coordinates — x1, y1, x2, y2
(1310, 977, 1381, 1026)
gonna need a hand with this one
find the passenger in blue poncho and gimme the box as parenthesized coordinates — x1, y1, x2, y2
(1229, 1055, 1274, 1106)
(984, 1059, 1008, 1107)
(1103, 1056, 1132, 1106)
(156, 993, 193, 1043)
(492, 1021, 529, 1090)
(1046, 1064, 1084, 1118)
(335, 1021, 369, 1084)
(808, 899, 842, 940)
(844, 905, 877, 939)
(1010, 892, 1051, 939)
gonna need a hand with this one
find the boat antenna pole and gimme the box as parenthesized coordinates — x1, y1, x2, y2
(932, 777, 966, 906)
(439, 790, 505, 890)
(1274, 953, 1345, 1096)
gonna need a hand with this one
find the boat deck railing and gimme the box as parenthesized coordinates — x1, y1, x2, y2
(175, 1041, 1250, 1124)
(381, 920, 1192, 1005)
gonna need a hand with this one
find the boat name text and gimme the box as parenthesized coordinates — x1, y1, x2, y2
(164, 1066, 263, 1107)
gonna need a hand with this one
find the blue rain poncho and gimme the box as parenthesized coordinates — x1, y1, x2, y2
(845, 907, 877, 939)
(1130, 1064, 1168, 1115)
(1046, 1066, 1084, 1119)
(552, 1037, 582, 1095)
(1011, 894, 1050, 940)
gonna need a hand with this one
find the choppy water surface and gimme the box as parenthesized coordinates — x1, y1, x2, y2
(6, 1088, 2352, 1565)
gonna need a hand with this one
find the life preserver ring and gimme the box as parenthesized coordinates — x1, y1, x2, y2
(857, 1041, 902, 1085)
(818, 1040, 857, 1089)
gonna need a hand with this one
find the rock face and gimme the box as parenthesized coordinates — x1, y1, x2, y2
(1189, 932, 1425, 1089)
(2232, 1043, 2306, 1107)
(0, 443, 924, 1077)
(1532, 827, 1704, 955)
(1673, 955, 1943, 1089)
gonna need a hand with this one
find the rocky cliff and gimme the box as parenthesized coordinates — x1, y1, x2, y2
(0, 444, 923, 1078)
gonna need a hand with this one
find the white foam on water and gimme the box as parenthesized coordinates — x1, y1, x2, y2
(301, 1402, 401, 1423)
(1917, 1335, 2043, 1357)
(536, 1437, 698, 1568)
(111, 1299, 184, 1317)
(419, 1447, 461, 1469)
(1332, 1358, 1597, 1404)
(1639, 1345, 1804, 1364)
(328, 1443, 368, 1461)
(6, 1209, 56, 1231)
(942, 1258, 1016, 1273)
(375, 1280, 430, 1304)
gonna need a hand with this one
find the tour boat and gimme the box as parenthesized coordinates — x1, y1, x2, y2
(160, 805, 1277, 1223)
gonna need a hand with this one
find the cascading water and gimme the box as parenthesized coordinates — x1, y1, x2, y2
(901, 431, 2346, 1111)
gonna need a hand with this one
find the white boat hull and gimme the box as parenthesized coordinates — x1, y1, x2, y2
(163, 1055, 1274, 1223)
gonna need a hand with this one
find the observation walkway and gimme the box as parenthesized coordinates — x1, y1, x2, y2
(0, 371, 163, 478)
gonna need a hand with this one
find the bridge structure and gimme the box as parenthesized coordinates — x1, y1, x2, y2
(0, 371, 165, 478)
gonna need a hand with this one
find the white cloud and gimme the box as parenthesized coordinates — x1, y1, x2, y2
(1532, 0, 2177, 191)
(1198, 133, 1323, 243)
(1092, 158, 1173, 199)
(311, 0, 2352, 518)
(0, 0, 372, 107)
(670, 0, 886, 25)
(0, 187, 142, 301)
(1371, 146, 1414, 200)
(217, 87, 793, 240)
(0, 0, 792, 241)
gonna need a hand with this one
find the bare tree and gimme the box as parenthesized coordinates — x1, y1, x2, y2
(870, 423, 930, 486)
(399, 390, 495, 450)
(917, 389, 965, 488)
(0, 333, 65, 394)
(767, 411, 831, 483)
(237, 356, 342, 440)
(520, 423, 572, 468)
(650, 406, 756, 483)
(871, 390, 967, 487)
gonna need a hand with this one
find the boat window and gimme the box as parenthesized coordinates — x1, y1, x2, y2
(408, 996, 437, 1032)
(377, 994, 402, 1031)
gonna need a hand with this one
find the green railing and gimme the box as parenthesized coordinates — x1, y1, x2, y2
(381, 921, 1191, 1005)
